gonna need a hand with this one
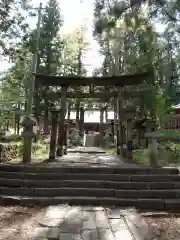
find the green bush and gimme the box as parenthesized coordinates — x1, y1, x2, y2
(133, 142, 180, 166)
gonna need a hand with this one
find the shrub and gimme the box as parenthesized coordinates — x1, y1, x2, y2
(0, 141, 48, 162)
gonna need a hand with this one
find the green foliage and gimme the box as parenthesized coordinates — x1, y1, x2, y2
(133, 143, 180, 166)
(61, 28, 88, 77)
(1, 0, 180, 132)
(155, 92, 171, 124)
(0, 0, 89, 128)
(1, 141, 49, 161)
(38, 0, 63, 74)
(0, 0, 30, 57)
(93, 0, 180, 118)
(133, 149, 150, 165)
(107, 142, 180, 166)
(159, 143, 180, 163)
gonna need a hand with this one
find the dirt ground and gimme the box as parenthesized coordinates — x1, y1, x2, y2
(0, 206, 45, 240)
(144, 214, 180, 240)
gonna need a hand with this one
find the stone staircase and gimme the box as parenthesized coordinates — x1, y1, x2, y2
(0, 164, 180, 210)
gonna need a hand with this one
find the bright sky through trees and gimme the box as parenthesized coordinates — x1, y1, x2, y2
(0, 0, 103, 74)
(0, 0, 165, 73)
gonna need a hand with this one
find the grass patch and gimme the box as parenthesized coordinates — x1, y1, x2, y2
(106, 149, 117, 156)
(106, 148, 152, 165)
(133, 149, 150, 165)
(106, 143, 180, 167)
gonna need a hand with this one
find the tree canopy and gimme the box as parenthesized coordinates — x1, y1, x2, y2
(0, 0, 180, 128)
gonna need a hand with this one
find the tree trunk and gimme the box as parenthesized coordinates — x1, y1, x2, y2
(56, 86, 67, 157)
(116, 88, 124, 156)
(6, 121, 9, 131)
(43, 90, 49, 135)
(17, 116, 20, 135)
(99, 106, 104, 145)
(34, 82, 41, 125)
(49, 111, 58, 160)
(17, 102, 20, 135)
(79, 107, 84, 139)
(14, 115, 17, 134)
(67, 102, 71, 119)
(76, 100, 80, 129)
(105, 108, 108, 122)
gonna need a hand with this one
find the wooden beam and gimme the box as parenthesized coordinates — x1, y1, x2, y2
(54, 92, 116, 99)
(49, 107, 137, 112)
(34, 72, 149, 86)
(48, 90, 150, 100)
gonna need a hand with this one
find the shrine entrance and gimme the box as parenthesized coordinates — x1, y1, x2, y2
(33, 72, 148, 161)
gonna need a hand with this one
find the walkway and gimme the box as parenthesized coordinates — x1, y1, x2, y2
(26, 205, 152, 240)
(49, 147, 138, 168)
(28, 148, 152, 239)
(2, 147, 153, 239)
(67, 147, 107, 153)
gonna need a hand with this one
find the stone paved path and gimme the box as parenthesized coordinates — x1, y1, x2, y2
(27, 205, 151, 240)
(67, 147, 107, 154)
(49, 147, 139, 168)
(27, 148, 151, 239)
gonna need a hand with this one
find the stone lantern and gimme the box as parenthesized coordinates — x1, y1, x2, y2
(21, 116, 37, 163)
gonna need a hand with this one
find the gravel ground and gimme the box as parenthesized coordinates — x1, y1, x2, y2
(0, 206, 45, 240)
(144, 215, 180, 240)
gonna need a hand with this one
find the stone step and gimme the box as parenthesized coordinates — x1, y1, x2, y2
(0, 187, 114, 197)
(0, 172, 129, 180)
(0, 171, 180, 181)
(114, 190, 180, 199)
(0, 187, 180, 199)
(0, 195, 179, 210)
(0, 165, 178, 175)
(67, 150, 106, 153)
(0, 178, 180, 190)
(130, 175, 180, 182)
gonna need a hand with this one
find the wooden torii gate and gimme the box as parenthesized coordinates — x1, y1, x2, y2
(31, 72, 148, 161)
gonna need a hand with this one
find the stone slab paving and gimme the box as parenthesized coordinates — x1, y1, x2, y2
(49, 149, 139, 168)
(28, 204, 154, 240)
(67, 147, 107, 154)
